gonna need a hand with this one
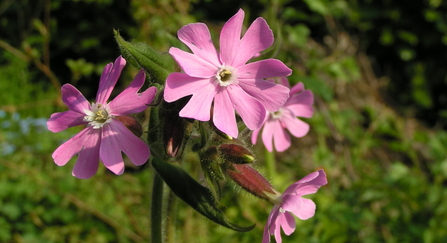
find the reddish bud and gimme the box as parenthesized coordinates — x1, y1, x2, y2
(227, 164, 275, 201)
(218, 144, 254, 164)
(115, 115, 143, 137)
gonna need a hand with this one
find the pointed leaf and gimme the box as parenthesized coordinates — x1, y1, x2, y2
(114, 30, 176, 85)
(152, 157, 255, 232)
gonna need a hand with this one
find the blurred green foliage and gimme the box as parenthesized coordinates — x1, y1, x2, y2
(1, 0, 447, 242)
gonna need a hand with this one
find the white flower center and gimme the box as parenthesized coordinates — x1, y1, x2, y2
(83, 103, 114, 129)
(216, 65, 238, 87)
(271, 109, 284, 119)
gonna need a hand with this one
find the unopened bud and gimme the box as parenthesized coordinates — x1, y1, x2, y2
(227, 164, 275, 201)
(218, 144, 254, 164)
(115, 115, 143, 137)
(162, 98, 193, 158)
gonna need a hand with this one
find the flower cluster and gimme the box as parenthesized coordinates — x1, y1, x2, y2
(47, 9, 327, 243)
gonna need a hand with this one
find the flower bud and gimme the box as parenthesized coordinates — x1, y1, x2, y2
(218, 144, 254, 164)
(162, 98, 193, 158)
(227, 164, 276, 201)
(115, 115, 143, 137)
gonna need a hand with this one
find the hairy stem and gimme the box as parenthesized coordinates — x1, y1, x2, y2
(151, 166, 164, 243)
(165, 190, 177, 243)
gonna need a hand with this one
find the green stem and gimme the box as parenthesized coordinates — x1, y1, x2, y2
(151, 167, 164, 243)
(264, 147, 276, 179)
(165, 190, 177, 243)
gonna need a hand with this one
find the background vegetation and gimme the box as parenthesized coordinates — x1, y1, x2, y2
(1, 0, 447, 242)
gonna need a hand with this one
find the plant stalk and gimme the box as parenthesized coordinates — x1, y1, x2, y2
(264, 147, 276, 179)
(151, 166, 164, 243)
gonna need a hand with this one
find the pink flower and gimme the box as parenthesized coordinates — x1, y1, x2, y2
(252, 80, 314, 152)
(263, 169, 327, 243)
(164, 9, 292, 138)
(47, 56, 157, 179)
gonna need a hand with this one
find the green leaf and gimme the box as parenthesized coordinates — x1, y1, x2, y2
(151, 158, 255, 232)
(303, 0, 329, 15)
(114, 30, 176, 85)
(297, 76, 334, 101)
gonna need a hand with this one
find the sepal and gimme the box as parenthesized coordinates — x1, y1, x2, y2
(226, 164, 276, 201)
(218, 144, 254, 164)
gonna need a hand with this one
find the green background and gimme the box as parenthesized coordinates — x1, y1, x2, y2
(1, 0, 447, 242)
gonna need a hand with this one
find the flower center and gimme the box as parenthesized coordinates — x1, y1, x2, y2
(219, 69, 232, 82)
(271, 109, 284, 119)
(83, 103, 113, 129)
(216, 65, 238, 87)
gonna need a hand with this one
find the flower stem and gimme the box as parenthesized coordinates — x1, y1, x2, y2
(151, 167, 164, 243)
(264, 147, 276, 179)
(165, 190, 177, 243)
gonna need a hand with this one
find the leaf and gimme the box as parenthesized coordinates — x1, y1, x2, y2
(114, 30, 176, 85)
(297, 76, 334, 101)
(151, 157, 255, 232)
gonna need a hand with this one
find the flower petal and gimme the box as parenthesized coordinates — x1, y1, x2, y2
(232, 17, 273, 67)
(47, 110, 86, 133)
(169, 47, 217, 78)
(289, 82, 304, 95)
(109, 120, 150, 165)
(273, 122, 292, 152)
(61, 84, 90, 114)
(72, 128, 101, 179)
(297, 169, 327, 185)
(164, 73, 212, 102)
(272, 211, 285, 243)
(165, 73, 218, 121)
(266, 206, 281, 243)
(251, 127, 261, 145)
(238, 59, 292, 80)
(279, 212, 296, 236)
(213, 88, 238, 138)
(261, 119, 278, 152)
(100, 120, 149, 175)
(179, 82, 218, 121)
(227, 85, 266, 130)
(284, 170, 327, 196)
(282, 195, 316, 220)
(238, 79, 290, 112)
(96, 56, 126, 104)
(281, 112, 310, 138)
(219, 9, 244, 65)
(109, 70, 157, 115)
(284, 90, 314, 106)
(286, 103, 314, 118)
(177, 23, 220, 66)
(52, 127, 94, 166)
(262, 206, 278, 243)
(276, 77, 290, 88)
(262, 220, 272, 243)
